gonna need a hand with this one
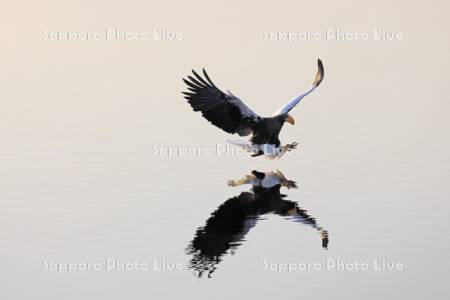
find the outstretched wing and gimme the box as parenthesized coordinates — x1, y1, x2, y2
(275, 199, 329, 249)
(272, 59, 324, 116)
(186, 191, 259, 277)
(182, 69, 261, 136)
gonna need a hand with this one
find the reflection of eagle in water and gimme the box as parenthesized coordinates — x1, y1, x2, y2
(182, 60, 324, 158)
(186, 170, 328, 278)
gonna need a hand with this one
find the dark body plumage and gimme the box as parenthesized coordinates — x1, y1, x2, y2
(250, 116, 286, 146)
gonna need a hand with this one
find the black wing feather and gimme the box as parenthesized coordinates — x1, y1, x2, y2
(182, 69, 260, 136)
(186, 191, 258, 277)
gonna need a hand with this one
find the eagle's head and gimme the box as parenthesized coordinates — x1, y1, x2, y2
(278, 113, 295, 125)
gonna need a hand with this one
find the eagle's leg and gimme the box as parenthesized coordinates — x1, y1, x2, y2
(285, 142, 299, 151)
(251, 150, 264, 157)
(281, 179, 298, 189)
(227, 175, 254, 187)
(273, 142, 299, 158)
(276, 170, 298, 189)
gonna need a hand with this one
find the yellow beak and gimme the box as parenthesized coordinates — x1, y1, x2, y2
(285, 115, 295, 125)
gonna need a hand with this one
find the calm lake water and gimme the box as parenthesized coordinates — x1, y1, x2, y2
(3, 109, 449, 299)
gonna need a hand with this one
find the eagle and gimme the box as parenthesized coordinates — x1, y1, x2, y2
(186, 170, 329, 278)
(182, 59, 324, 158)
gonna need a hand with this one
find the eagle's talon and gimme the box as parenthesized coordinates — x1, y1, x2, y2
(285, 142, 298, 151)
(227, 180, 236, 187)
(286, 180, 298, 189)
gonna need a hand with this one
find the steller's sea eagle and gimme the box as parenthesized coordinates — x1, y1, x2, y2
(182, 59, 324, 158)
